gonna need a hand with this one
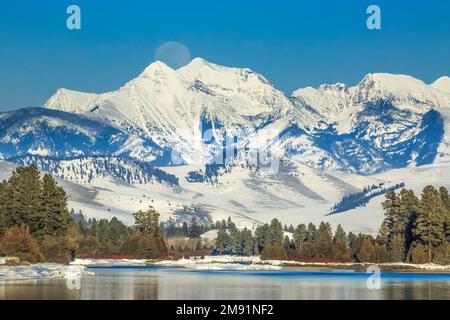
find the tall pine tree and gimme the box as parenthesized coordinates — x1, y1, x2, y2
(40, 174, 71, 238)
(293, 224, 307, 250)
(333, 224, 347, 246)
(414, 186, 446, 263)
(397, 189, 419, 261)
(379, 190, 400, 250)
(133, 206, 161, 236)
(268, 219, 283, 246)
(438, 187, 450, 242)
(1, 166, 42, 233)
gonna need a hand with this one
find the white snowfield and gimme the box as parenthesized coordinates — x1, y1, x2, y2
(432, 76, 450, 93)
(0, 263, 89, 282)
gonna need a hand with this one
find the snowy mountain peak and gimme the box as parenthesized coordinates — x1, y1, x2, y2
(293, 72, 450, 122)
(355, 72, 450, 112)
(139, 60, 175, 77)
(178, 57, 271, 88)
(44, 88, 107, 114)
(357, 73, 431, 95)
(183, 57, 214, 70)
(432, 76, 450, 93)
(44, 57, 295, 163)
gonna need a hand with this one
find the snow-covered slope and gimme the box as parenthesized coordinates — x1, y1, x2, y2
(289, 73, 450, 173)
(292, 73, 450, 132)
(44, 58, 450, 174)
(13, 156, 179, 186)
(0, 108, 169, 164)
(431, 76, 450, 94)
(45, 58, 294, 164)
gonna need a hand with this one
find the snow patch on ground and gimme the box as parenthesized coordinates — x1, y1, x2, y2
(52, 257, 450, 272)
(183, 263, 282, 271)
(155, 256, 450, 271)
(155, 256, 281, 270)
(70, 258, 148, 266)
(0, 264, 89, 281)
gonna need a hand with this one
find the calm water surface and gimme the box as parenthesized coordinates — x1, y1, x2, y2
(0, 266, 449, 300)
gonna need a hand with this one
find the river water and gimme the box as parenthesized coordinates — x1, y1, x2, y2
(0, 266, 449, 300)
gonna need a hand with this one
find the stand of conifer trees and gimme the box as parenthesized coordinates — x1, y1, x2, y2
(212, 186, 450, 265)
(378, 186, 450, 264)
(0, 166, 77, 263)
(0, 166, 168, 263)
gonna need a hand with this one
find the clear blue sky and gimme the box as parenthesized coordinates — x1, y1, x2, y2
(0, 0, 449, 111)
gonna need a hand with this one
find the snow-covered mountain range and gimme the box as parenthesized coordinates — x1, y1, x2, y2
(1, 58, 449, 233)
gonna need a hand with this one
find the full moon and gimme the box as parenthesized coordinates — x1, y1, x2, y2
(154, 41, 192, 69)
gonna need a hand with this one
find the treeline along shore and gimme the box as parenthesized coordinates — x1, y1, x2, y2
(0, 166, 449, 266)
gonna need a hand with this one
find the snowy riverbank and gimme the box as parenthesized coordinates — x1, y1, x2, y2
(69, 256, 450, 272)
(0, 263, 89, 281)
(154, 256, 450, 272)
(3, 256, 447, 280)
(70, 258, 148, 267)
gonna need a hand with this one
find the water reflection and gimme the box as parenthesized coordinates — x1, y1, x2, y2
(0, 267, 449, 300)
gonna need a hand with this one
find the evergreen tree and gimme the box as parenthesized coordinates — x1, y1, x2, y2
(379, 190, 400, 250)
(188, 218, 203, 239)
(268, 219, 283, 246)
(255, 223, 270, 253)
(397, 189, 419, 261)
(227, 217, 237, 232)
(438, 187, 450, 242)
(316, 222, 335, 258)
(347, 231, 358, 254)
(108, 217, 129, 245)
(1, 166, 42, 234)
(181, 222, 189, 237)
(439, 187, 450, 211)
(390, 234, 405, 262)
(226, 229, 241, 254)
(333, 224, 347, 246)
(40, 174, 71, 238)
(283, 236, 291, 251)
(133, 206, 161, 237)
(90, 219, 99, 237)
(413, 186, 446, 263)
(293, 224, 307, 250)
(97, 219, 110, 243)
(306, 223, 318, 243)
(240, 228, 254, 256)
(0, 181, 5, 235)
